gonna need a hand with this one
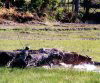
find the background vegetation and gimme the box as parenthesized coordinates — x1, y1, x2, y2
(0, 0, 81, 22)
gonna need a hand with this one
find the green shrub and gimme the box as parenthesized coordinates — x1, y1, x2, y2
(55, 7, 65, 20)
(0, 2, 3, 7)
(29, 0, 43, 11)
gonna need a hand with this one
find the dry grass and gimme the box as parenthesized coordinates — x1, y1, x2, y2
(0, 7, 40, 23)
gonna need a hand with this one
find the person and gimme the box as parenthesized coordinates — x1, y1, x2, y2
(18, 46, 30, 61)
(9, 46, 30, 68)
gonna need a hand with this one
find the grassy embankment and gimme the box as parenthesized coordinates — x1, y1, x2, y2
(0, 24, 100, 83)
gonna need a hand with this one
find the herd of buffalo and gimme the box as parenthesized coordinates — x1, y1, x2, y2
(0, 47, 100, 68)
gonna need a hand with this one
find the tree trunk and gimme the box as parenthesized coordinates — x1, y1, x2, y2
(40, 0, 50, 13)
(5, 0, 10, 8)
(83, 0, 91, 14)
(14, 0, 25, 8)
(72, 0, 74, 12)
(74, 0, 80, 13)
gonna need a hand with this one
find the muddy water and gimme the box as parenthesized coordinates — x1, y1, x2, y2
(43, 63, 100, 72)
(96, 66, 100, 72)
(74, 64, 100, 72)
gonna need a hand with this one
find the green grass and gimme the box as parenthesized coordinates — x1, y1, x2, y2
(0, 67, 100, 83)
(0, 24, 100, 83)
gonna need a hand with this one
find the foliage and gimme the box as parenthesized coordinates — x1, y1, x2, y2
(48, 0, 60, 11)
(0, 8, 37, 23)
(0, 2, 3, 7)
(46, 0, 60, 20)
(0, 0, 63, 21)
(29, 0, 43, 11)
(55, 7, 65, 21)
(14, 0, 26, 8)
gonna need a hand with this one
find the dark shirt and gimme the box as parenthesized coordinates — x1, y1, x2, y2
(19, 50, 29, 60)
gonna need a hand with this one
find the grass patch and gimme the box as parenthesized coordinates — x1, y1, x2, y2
(0, 67, 100, 83)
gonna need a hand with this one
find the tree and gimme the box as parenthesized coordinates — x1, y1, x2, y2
(30, 0, 43, 10)
(74, 0, 80, 13)
(14, 0, 25, 8)
(39, 0, 50, 13)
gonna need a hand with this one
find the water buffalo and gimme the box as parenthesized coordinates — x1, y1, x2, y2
(61, 52, 92, 65)
(10, 48, 50, 68)
(11, 48, 93, 68)
(9, 53, 33, 68)
(35, 52, 62, 67)
(10, 47, 31, 68)
(0, 51, 16, 66)
(25, 48, 63, 67)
